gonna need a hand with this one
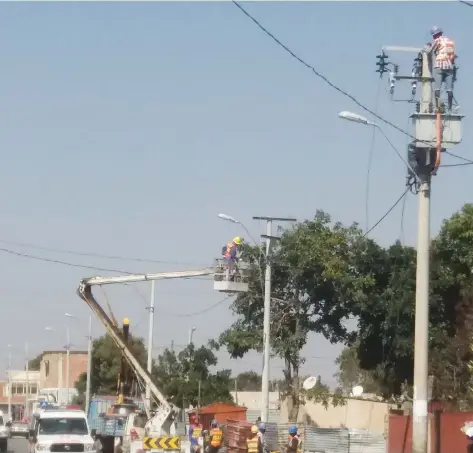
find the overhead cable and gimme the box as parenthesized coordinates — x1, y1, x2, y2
(231, 1, 430, 146)
(363, 187, 410, 237)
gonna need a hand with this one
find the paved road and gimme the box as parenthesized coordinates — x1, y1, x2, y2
(8, 437, 29, 453)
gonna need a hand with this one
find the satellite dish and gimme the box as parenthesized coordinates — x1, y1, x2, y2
(352, 385, 364, 397)
(303, 376, 317, 390)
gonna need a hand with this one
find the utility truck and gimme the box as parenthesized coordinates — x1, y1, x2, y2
(77, 266, 249, 453)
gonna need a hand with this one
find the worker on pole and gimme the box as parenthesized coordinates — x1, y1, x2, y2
(221, 236, 244, 281)
(207, 420, 223, 453)
(424, 26, 456, 112)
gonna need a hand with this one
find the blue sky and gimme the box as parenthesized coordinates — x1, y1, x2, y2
(0, 1, 471, 388)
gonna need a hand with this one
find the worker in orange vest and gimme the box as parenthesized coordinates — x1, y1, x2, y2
(424, 26, 456, 112)
(189, 415, 203, 453)
(247, 425, 261, 453)
(207, 420, 223, 453)
(221, 236, 244, 281)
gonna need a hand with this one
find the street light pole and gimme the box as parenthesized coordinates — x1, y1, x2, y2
(253, 215, 296, 423)
(85, 315, 92, 415)
(146, 280, 155, 412)
(66, 325, 70, 404)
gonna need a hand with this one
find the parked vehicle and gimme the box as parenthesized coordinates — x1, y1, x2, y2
(0, 411, 9, 452)
(10, 422, 29, 438)
(29, 408, 96, 453)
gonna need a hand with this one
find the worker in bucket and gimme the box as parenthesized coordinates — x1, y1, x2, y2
(287, 425, 301, 453)
(207, 419, 223, 453)
(189, 414, 203, 453)
(424, 26, 456, 112)
(221, 236, 244, 281)
(247, 425, 261, 453)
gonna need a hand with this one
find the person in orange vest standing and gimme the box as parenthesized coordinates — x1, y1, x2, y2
(247, 425, 261, 453)
(189, 415, 203, 453)
(207, 420, 223, 453)
(425, 26, 456, 112)
(221, 237, 244, 281)
(287, 426, 301, 453)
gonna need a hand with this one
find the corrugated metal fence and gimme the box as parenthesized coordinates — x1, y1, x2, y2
(229, 418, 385, 453)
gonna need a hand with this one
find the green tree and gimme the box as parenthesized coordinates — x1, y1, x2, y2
(350, 204, 473, 404)
(335, 345, 383, 395)
(74, 333, 147, 400)
(28, 354, 43, 371)
(152, 344, 233, 406)
(231, 371, 262, 391)
(219, 212, 373, 421)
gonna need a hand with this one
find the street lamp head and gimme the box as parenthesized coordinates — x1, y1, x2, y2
(191, 326, 196, 332)
(45, 327, 53, 331)
(218, 213, 240, 224)
(338, 111, 373, 126)
(64, 313, 75, 318)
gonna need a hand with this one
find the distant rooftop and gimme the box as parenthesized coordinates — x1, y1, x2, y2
(41, 350, 87, 356)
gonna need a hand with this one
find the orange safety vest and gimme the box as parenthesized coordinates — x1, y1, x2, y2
(247, 436, 259, 453)
(191, 425, 203, 439)
(224, 242, 234, 258)
(210, 428, 223, 447)
(434, 36, 455, 63)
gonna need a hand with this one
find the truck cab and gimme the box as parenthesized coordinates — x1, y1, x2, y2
(29, 409, 96, 453)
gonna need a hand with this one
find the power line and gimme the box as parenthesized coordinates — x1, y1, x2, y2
(0, 246, 133, 274)
(459, 0, 473, 6)
(365, 80, 382, 232)
(128, 283, 232, 317)
(444, 150, 473, 164)
(0, 238, 207, 267)
(231, 1, 429, 146)
(363, 187, 410, 237)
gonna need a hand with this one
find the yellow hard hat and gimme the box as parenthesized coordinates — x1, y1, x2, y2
(251, 425, 258, 434)
(233, 236, 243, 245)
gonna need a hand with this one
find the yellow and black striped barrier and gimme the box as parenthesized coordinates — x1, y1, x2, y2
(143, 437, 181, 450)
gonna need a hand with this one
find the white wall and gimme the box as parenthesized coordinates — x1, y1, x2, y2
(231, 391, 389, 435)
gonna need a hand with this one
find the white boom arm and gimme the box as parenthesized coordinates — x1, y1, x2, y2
(77, 268, 213, 434)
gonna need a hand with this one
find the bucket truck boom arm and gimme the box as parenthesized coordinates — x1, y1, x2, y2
(77, 268, 213, 435)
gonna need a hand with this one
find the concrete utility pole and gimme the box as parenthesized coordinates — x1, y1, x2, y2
(253, 215, 296, 423)
(25, 343, 29, 418)
(146, 280, 155, 412)
(378, 43, 464, 453)
(7, 346, 11, 421)
(412, 50, 433, 453)
(85, 315, 92, 415)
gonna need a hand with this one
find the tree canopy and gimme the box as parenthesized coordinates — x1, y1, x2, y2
(219, 211, 374, 421)
(74, 332, 147, 403)
(152, 344, 232, 407)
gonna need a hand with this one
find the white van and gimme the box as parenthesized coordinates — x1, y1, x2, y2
(30, 409, 96, 453)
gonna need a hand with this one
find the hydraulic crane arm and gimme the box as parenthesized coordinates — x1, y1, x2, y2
(77, 268, 214, 412)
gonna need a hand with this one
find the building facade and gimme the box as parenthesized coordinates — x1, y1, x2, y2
(39, 350, 88, 390)
(0, 370, 40, 418)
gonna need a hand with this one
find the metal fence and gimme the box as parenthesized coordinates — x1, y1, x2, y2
(246, 409, 281, 424)
(231, 419, 385, 453)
